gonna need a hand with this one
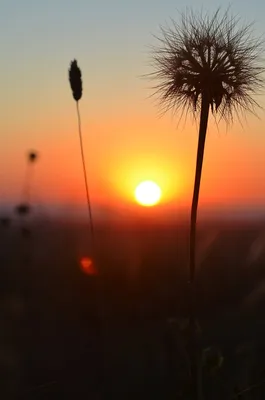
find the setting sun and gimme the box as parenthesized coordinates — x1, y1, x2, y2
(135, 180, 162, 207)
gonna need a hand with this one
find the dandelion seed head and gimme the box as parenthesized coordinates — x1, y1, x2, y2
(149, 8, 265, 123)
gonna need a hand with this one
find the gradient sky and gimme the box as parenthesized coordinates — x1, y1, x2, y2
(1, 0, 265, 217)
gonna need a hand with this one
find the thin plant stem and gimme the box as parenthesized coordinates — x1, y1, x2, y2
(22, 164, 35, 204)
(76, 100, 95, 248)
(75, 101, 107, 394)
(188, 92, 210, 400)
(189, 94, 210, 285)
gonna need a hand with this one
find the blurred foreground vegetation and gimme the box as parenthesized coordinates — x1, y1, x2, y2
(1, 217, 265, 398)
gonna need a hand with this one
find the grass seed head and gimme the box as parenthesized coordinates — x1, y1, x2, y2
(69, 59, 83, 102)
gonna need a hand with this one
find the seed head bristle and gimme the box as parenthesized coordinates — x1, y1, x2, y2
(148, 8, 265, 123)
(69, 59, 83, 102)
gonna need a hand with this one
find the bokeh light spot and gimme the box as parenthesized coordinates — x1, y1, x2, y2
(80, 257, 98, 276)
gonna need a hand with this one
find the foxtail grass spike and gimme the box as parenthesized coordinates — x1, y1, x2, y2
(69, 60, 82, 101)
(68, 59, 95, 251)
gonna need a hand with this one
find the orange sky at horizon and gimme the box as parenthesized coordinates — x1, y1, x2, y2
(2, 102, 265, 214)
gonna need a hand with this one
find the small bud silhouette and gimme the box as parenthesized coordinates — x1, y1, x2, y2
(15, 203, 30, 216)
(28, 151, 37, 163)
(69, 60, 82, 101)
(0, 217, 11, 228)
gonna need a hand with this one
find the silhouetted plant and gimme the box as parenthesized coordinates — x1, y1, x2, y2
(28, 150, 38, 163)
(68, 60, 95, 249)
(15, 203, 31, 216)
(21, 150, 38, 205)
(149, 7, 264, 399)
(13, 154, 37, 370)
(14, 152, 36, 308)
(14, 201, 32, 279)
(0, 216, 11, 228)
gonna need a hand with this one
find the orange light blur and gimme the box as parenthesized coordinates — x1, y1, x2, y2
(3, 104, 265, 211)
(80, 257, 98, 276)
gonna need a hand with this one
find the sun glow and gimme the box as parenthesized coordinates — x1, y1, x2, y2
(134, 180, 162, 207)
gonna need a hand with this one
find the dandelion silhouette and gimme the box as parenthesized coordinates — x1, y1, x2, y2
(68, 60, 95, 253)
(149, 5, 264, 296)
(149, 8, 264, 400)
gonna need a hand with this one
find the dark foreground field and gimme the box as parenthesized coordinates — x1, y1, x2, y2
(2, 215, 265, 399)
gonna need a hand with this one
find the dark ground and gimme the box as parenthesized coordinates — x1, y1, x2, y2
(1, 216, 265, 399)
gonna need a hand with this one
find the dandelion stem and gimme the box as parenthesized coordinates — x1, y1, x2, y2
(188, 93, 210, 400)
(189, 93, 210, 285)
(76, 100, 95, 247)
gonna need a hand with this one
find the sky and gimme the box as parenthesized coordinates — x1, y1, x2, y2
(1, 0, 265, 219)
